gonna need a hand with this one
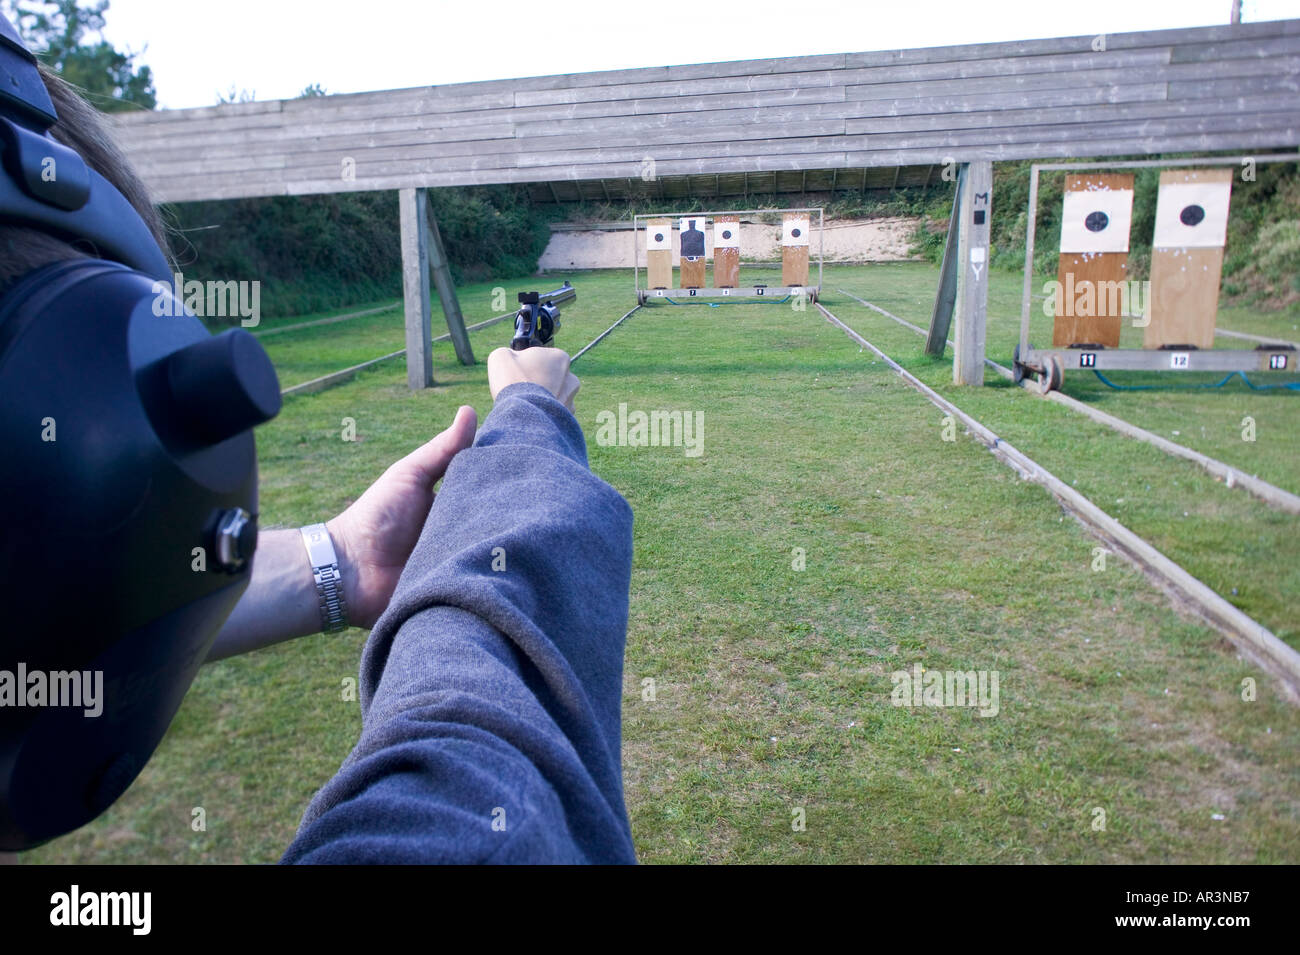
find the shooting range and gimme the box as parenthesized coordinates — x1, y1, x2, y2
(25, 8, 1300, 871)
(633, 207, 824, 304)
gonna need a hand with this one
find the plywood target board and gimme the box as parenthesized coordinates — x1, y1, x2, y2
(782, 212, 809, 286)
(678, 216, 708, 289)
(712, 216, 739, 288)
(646, 218, 672, 289)
(1053, 173, 1134, 348)
(1145, 168, 1233, 350)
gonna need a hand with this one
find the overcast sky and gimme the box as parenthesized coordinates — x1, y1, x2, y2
(91, 0, 1300, 110)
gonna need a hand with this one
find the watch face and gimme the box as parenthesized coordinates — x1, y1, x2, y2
(301, 523, 339, 568)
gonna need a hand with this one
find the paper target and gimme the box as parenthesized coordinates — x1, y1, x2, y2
(713, 220, 739, 249)
(678, 217, 706, 259)
(644, 221, 671, 251)
(1060, 188, 1134, 254)
(782, 214, 809, 247)
(1152, 179, 1232, 249)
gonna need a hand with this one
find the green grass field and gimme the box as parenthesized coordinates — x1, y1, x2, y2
(24, 264, 1300, 864)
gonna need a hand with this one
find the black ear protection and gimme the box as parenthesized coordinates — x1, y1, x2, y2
(0, 14, 281, 850)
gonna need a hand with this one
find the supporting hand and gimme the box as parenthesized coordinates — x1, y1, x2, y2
(487, 347, 580, 411)
(327, 405, 478, 629)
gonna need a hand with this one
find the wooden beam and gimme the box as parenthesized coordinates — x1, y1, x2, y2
(423, 194, 475, 367)
(952, 161, 992, 386)
(926, 162, 966, 356)
(891, 165, 901, 189)
(398, 187, 434, 390)
(109, 21, 1300, 203)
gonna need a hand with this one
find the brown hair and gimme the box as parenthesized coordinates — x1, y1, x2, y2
(0, 63, 172, 290)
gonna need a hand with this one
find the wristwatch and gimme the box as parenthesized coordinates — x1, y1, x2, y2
(300, 523, 347, 633)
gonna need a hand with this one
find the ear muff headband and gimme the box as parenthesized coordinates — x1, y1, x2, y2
(0, 12, 170, 280)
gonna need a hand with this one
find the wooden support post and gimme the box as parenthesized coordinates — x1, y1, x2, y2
(399, 187, 434, 390)
(925, 162, 967, 356)
(953, 161, 992, 386)
(424, 198, 475, 366)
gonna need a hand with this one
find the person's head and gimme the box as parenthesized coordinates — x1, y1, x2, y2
(0, 14, 279, 852)
(0, 61, 171, 289)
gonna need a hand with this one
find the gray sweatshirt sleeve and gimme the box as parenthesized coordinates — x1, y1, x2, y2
(281, 382, 636, 864)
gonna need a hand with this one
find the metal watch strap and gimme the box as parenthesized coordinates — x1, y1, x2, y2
(300, 523, 347, 633)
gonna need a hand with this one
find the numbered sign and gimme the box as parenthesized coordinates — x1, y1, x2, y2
(1146, 169, 1233, 350)
(713, 215, 739, 289)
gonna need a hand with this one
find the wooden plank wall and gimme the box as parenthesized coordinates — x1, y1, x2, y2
(112, 20, 1300, 204)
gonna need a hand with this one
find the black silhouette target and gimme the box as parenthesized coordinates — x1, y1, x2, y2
(1179, 204, 1206, 227)
(680, 219, 705, 258)
(1084, 211, 1110, 233)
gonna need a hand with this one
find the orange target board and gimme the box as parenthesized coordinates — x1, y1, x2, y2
(1052, 173, 1134, 348)
(645, 218, 672, 289)
(713, 216, 739, 288)
(1145, 168, 1233, 350)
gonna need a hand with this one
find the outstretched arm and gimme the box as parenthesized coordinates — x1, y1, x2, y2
(205, 407, 478, 662)
(283, 351, 635, 864)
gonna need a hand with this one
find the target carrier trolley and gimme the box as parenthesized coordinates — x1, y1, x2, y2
(634, 207, 823, 305)
(1012, 155, 1297, 393)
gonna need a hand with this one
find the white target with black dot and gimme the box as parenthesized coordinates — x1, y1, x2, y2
(1153, 180, 1232, 249)
(644, 222, 671, 251)
(714, 220, 739, 249)
(1060, 188, 1133, 254)
(782, 215, 810, 247)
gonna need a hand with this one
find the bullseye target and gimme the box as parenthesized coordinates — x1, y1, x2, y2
(1153, 178, 1232, 248)
(645, 221, 671, 251)
(645, 217, 673, 289)
(782, 214, 810, 247)
(1060, 187, 1134, 254)
(712, 215, 740, 288)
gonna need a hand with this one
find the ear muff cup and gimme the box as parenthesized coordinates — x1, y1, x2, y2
(0, 259, 280, 850)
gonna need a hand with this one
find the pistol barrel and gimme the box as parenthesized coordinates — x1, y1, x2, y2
(537, 282, 576, 307)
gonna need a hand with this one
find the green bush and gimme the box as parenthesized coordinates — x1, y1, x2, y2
(164, 185, 552, 321)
